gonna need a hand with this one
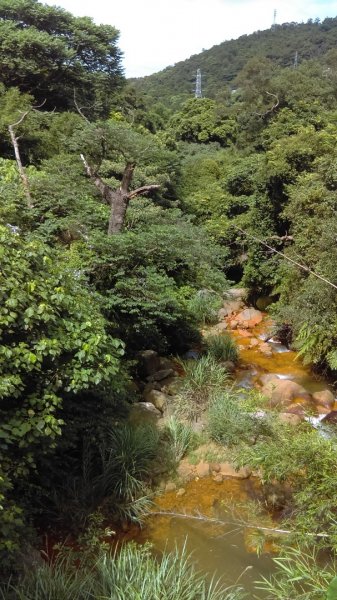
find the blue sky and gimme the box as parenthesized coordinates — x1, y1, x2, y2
(44, 0, 337, 77)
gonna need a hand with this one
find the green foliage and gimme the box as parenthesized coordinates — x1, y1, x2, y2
(133, 18, 337, 107)
(256, 545, 337, 600)
(169, 99, 236, 146)
(205, 334, 238, 363)
(0, 0, 124, 114)
(165, 417, 196, 463)
(207, 390, 271, 447)
(45, 423, 160, 530)
(96, 424, 159, 524)
(187, 291, 223, 326)
(235, 424, 337, 548)
(0, 226, 123, 560)
(327, 577, 337, 600)
(1, 543, 244, 600)
(175, 356, 228, 421)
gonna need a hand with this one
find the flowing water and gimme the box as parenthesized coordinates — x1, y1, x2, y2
(132, 308, 335, 596)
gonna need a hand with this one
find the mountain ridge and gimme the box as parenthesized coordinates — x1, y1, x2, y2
(131, 17, 337, 107)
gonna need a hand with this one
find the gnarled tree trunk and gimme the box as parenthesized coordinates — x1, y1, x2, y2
(80, 155, 160, 235)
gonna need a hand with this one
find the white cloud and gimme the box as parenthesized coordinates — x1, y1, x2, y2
(44, 0, 337, 77)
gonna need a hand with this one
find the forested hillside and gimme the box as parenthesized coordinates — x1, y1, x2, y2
(132, 17, 337, 107)
(1, 2, 337, 598)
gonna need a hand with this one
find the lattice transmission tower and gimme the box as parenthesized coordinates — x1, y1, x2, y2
(272, 9, 277, 29)
(294, 50, 298, 68)
(195, 69, 202, 98)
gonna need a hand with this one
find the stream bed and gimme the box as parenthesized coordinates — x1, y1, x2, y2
(130, 292, 336, 596)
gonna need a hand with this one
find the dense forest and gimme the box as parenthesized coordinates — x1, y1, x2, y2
(1, 1, 337, 598)
(132, 16, 337, 108)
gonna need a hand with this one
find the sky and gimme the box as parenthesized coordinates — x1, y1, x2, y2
(44, 0, 337, 77)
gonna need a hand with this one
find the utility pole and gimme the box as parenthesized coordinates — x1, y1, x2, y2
(195, 69, 202, 98)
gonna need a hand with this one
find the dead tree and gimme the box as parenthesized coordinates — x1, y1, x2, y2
(8, 100, 46, 209)
(80, 154, 160, 235)
(8, 112, 33, 208)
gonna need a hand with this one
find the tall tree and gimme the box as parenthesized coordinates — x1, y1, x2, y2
(0, 0, 124, 115)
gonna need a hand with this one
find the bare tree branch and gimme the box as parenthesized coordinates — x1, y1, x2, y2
(73, 89, 90, 123)
(127, 184, 160, 200)
(254, 91, 280, 117)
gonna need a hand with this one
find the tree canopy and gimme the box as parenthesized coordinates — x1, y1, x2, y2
(0, 0, 124, 114)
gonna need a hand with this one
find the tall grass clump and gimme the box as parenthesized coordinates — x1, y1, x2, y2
(165, 417, 196, 463)
(256, 545, 337, 600)
(49, 423, 160, 528)
(2, 544, 246, 600)
(206, 333, 238, 363)
(0, 554, 94, 600)
(96, 542, 244, 600)
(207, 391, 271, 447)
(96, 423, 160, 523)
(175, 355, 228, 421)
(235, 426, 337, 548)
(188, 291, 223, 326)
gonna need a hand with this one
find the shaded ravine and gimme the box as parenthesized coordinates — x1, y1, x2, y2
(131, 290, 335, 595)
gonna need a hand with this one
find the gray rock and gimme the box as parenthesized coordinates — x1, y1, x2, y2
(129, 402, 161, 425)
(218, 307, 229, 320)
(139, 350, 160, 376)
(143, 389, 168, 412)
(147, 368, 174, 382)
(223, 360, 236, 373)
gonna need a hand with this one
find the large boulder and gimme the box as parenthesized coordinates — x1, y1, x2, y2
(312, 390, 335, 409)
(129, 402, 161, 425)
(218, 307, 229, 320)
(219, 462, 251, 479)
(195, 461, 210, 478)
(139, 350, 160, 376)
(222, 299, 244, 315)
(147, 368, 174, 382)
(262, 379, 311, 407)
(237, 308, 263, 328)
(143, 389, 168, 412)
(177, 459, 195, 482)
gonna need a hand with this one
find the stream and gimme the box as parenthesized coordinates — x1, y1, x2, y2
(131, 290, 336, 596)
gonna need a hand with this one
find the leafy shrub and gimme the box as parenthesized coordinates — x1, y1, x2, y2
(206, 333, 238, 363)
(235, 426, 337, 548)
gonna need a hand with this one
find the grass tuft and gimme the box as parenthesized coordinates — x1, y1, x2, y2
(206, 333, 238, 363)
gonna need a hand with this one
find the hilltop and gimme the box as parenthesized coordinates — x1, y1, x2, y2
(131, 17, 337, 107)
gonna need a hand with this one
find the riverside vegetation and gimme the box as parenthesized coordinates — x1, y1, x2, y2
(0, 1, 337, 598)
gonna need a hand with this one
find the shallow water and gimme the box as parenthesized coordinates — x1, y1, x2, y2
(137, 478, 275, 595)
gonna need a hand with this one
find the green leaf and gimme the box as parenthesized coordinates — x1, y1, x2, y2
(327, 576, 337, 600)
